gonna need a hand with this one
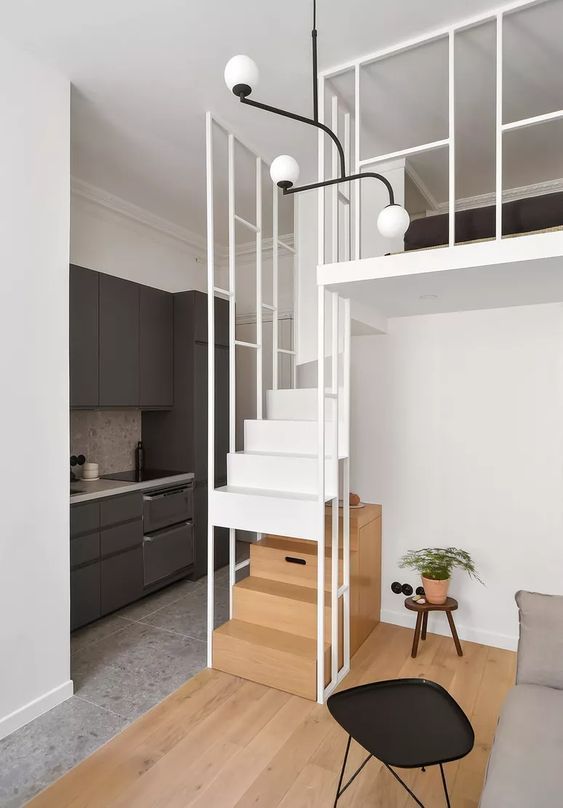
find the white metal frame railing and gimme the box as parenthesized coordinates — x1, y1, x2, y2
(205, 112, 297, 668)
(318, 0, 561, 258)
(316, 73, 353, 702)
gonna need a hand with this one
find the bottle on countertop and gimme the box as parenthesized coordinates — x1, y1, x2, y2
(135, 441, 145, 479)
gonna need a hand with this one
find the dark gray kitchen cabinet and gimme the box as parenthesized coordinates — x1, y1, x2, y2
(70, 492, 144, 630)
(99, 273, 140, 406)
(142, 291, 230, 579)
(70, 265, 99, 407)
(70, 563, 101, 631)
(140, 285, 173, 408)
(100, 547, 143, 614)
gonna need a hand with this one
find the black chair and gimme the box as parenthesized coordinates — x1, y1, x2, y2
(327, 678, 474, 807)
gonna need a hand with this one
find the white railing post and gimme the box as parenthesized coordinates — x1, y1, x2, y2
(272, 185, 279, 391)
(342, 297, 351, 673)
(330, 292, 339, 687)
(256, 158, 263, 418)
(205, 112, 215, 668)
(448, 30, 455, 247)
(228, 134, 236, 616)
(496, 13, 503, 240)
(317, 285, 326, 703)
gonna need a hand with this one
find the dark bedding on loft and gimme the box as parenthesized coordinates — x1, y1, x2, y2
(404, 190, 563, 251)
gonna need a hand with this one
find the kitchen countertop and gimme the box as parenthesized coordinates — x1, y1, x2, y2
(70, 472, 194, 504)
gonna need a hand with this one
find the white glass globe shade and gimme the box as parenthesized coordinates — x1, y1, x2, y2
(377, 204, 410, 238)
(224, 55, 259, 94)
(270, 155, 300, 187)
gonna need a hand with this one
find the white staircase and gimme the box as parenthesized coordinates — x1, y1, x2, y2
(213, 389, 338, 539)
(205, 113, 351, 703)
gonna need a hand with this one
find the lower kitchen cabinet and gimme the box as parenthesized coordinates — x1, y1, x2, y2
(70, 563, 101, 631)
(101, 546, 144, 614)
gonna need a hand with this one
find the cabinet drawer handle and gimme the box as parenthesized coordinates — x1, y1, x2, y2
(285, 556, 306, 566)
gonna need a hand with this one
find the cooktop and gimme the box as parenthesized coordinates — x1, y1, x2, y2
(102, 469, 187, 483)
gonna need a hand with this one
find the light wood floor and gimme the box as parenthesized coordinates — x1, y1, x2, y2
(28, 623, 516, 808)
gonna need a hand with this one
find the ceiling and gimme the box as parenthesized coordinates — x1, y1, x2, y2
(2, 0, 528, 241)
(329, 255, 563, 317)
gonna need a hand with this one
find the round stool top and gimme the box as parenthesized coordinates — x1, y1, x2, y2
(405, 596, 458, 613)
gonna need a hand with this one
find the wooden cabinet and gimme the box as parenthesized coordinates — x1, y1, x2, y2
(70, 502, 101, 630)
(99, 273, 140, 406)
(326, 502, 382, 655)
(140, 285, 173, 408)
(70, 265, 99, 407)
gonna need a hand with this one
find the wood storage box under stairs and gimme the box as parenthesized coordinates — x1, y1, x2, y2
(213, 504, 381, 700)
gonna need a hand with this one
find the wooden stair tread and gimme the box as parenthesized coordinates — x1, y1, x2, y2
(235, 576, 332, 606)
(260, 535, 344, 558)
(214, 619, 329, 659)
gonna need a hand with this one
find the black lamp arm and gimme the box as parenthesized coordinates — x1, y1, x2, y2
(282, 172, 395, 206)
(239, 94, 346, 179)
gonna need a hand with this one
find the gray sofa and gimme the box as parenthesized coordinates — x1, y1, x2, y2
(480, 591, 563, 807)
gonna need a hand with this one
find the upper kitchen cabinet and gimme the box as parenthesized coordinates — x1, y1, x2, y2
(70, 265, 99, 408)
(140, 286, 173, 409)
(193, 290, 229, 346)
(99, 273, 140, 407)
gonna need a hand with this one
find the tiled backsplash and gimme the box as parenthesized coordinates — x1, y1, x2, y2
(70, 410, 141, 475)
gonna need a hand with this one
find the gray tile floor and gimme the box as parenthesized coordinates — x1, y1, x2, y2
(0, 559, 241, 808)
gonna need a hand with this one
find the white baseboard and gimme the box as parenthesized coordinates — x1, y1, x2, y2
(0, 679, 74, 741)
(381, 608, 518, 652)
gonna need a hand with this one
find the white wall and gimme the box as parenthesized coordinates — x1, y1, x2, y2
(70, 193, 207, 292)
(0, 40, 72, 739)
(351, 303, 563, 650)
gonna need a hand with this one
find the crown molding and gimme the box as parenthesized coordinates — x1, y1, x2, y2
(71, 176, 294, 266)
(428, 177, 563, 216)
(71, 177, 207, 258)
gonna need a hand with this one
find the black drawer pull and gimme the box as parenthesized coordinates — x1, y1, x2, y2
(285, 556, 306, 565)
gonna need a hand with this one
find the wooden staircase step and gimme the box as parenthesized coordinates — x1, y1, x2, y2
(213, 619, 330, 700)
(250, 536, 343, 589)
(233, 576, 337, 640)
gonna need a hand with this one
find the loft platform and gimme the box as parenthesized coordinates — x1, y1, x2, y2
(318, 230, 563, 318)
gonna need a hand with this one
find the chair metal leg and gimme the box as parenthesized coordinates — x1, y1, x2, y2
(333, 735, 351, 807)
(333, 734, 372, 806)
(439, 763, 451, 808)
(384, 764, 425, 807)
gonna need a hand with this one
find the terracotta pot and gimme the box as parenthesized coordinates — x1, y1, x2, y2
(422, 576, 450, 605)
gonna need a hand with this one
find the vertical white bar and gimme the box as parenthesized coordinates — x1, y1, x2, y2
(496, 13, 503, 240)
(318, 75, 325, 266)
(330, 292, 339, 685)
(354, 64, 361, 260)
(272, 185, 279, 390)
(448, 30, 455, 247)
(316, 69, 326, 704)
(344, 112, 351, 261)
(227, 134, 236, 620)
(343, 297, 351, 671)
(331, 95, 339, 263)
(256, 157, 263, 418)
(205, 112, 215, 668)
(317, 285, 326, 703)
(228, 135, 236, 453)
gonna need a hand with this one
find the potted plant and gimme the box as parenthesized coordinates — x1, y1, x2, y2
(399, 547, 483, 604)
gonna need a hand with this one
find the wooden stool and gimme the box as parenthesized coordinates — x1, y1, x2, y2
(405, 596, 463, 659)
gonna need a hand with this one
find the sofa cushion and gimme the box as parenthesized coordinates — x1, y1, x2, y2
(480, 684, 563, 807)
(516, 590, 563, 689)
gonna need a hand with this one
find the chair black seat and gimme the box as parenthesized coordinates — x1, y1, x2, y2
(328, 678, 474, 769)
